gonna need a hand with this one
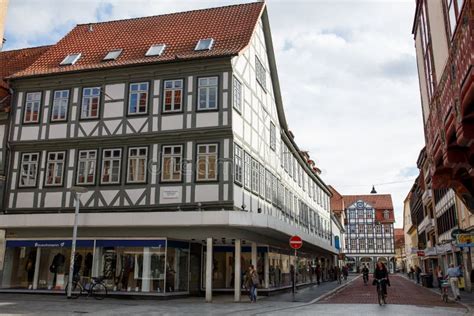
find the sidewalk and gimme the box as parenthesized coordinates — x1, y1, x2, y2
(266, 275, 358, 303)
(400, 273, 474, 312)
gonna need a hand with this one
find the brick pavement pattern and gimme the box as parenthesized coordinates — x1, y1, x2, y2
(318, 274, 463, 308)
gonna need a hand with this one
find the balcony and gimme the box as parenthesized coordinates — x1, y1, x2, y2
(418, 215, 435, 233)
(426, 1, 474, 212)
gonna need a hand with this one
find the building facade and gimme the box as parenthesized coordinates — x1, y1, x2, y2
(329, 189, 395, 273)
(403, 192, 419, 272)
(0, 3, 338, 299)
(394, 228, 405, 272)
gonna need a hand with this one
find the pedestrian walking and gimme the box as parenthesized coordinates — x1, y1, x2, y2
(244, 265, 259, 303)
(316, 264, 321, 285)
(446, 263, 461, 301)
(415, 265, 422, 284)
(436, 266, 443, 291)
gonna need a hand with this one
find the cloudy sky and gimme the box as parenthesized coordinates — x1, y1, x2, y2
(4, 0, 424, 227)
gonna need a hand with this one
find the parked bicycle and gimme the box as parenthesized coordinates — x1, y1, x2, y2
(65, 275, 108, 300)
(375, 278, 387, 306)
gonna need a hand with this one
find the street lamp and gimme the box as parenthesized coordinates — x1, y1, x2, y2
(67, 186, 87, 299)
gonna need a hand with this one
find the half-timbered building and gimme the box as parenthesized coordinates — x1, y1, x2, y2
(0, 2, 337, 299)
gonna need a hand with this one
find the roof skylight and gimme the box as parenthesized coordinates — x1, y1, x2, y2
(145, 44, 166, 57)
(103, 49, 123, 61)
(60, 53, 81, 66)
(195, 38, 214, 51)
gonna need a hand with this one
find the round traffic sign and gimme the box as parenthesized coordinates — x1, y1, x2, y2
(290, 235, 303, 249)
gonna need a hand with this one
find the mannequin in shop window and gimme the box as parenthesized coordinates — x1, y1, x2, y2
(49, 252, 66, 288)
(25, 250, 36, 289)
(166, 261, 175, 292)
(73, 253, 83, 280)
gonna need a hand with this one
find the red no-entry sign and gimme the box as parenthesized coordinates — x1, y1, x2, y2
(290, 235, 303, 249)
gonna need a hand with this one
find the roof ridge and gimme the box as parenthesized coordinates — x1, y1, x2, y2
(0, 44, 52, 54)
(76, 1, 264, 27)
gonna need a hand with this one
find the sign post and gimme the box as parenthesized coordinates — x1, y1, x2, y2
(289, 235, 303, 302)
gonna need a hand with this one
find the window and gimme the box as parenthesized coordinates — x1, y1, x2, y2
(375, 225, 382, 234)
(265, 169, 272, 201)
(376, 239, 383, 250)
(244, 152, 251, 189)
(19, 153, 39, 187)
(198, 77, 218, 110)
(145, 44, 166, 56)
(163, 80, 183, 113)
(233, 77, 242, 112)
(161, 145, 182, 182)
(251, 158, 259, 194)
(350, 239, 357, 250)
(419, 3, 435, 100)
(234, 144, 243, 185)
(255, 56, 266, 89)
(45, 151, 66, 186)
(383, 210, 390, 220)
(23, 92, 41, 123)
(270, 122, 276, 151)
(368, 239, 374, 250)
(60, 53, 81, 65)
(81, 87, 100, 119)
(128, 82, 149, 115)
(77, 150, 97, 185)
(349, 224, 356, 234)
(272, 175, 277, 204)
(127, 147, 148, 183)
(259, 163, 265, 198)
(195, 38, 214, 51)
(358, 209, 364, 219)
(384, 224, 391, 234)
(101, 149, 122, 184)
(197, 144, 218, 181)
(446, 0, 464, 37)
(51, 90, 69, 121)
(358, 224, 365, 234)
(103, 49, 122, 61)
(359, 238, 366, 251)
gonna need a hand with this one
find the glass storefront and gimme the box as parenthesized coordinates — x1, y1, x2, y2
(1, 239, 190, 294)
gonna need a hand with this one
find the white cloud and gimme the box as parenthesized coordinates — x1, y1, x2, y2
(3, 0, 424, 227)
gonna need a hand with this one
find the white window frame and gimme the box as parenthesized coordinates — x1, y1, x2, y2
(233, 76, 242, 113)
(77, 150, 97, 185)
(128, 82, 149, 115)
(60, 53, 81, 65)
(234, 144, 243, 185)
(195, 38, 214, 51)
(19, 153, 39, 188)
(103, 49, 122, 61)
(251, 158, 259, 194)
(163, 79, 183, 113)
(45, 151, 66, 187)
(23, 92, 42, 123)
(244, 152, 251, 189)
(145, 44, 166, 56)
(270, 122, 276, 151)
(198, 76, 218, 111)
(255, 56, 266, 89)
(196, 143, 218, 182)
(127, 147, 148, 183)
(51, 90, 69, 122)
(81, 87, 101, 119)
(161, 145, 183, 182)
(259, 163, 265, 198)
(101, 148, 122, 184)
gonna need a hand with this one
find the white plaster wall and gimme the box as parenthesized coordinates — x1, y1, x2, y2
(161, 114, 184, 130)
(195, 184, 219, 202)
(196, 112, 219, 128)
(105, 83, 125, 100)
(159, 186, 182, 204)
(49, 124, 67, 139)
(103, 101, 124, 118)
(20, 126, 39, 141)
(427, 0, 449, 85)
(16, 192, 34, 208)
(44, 192, 63, 208)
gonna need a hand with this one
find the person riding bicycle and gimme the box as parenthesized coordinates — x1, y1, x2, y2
(373, 261, 390, 301)
(362, 265, 369, 284)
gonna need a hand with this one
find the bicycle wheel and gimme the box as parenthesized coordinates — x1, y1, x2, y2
(65, 281, 82, 299)
(377, 287, 383, 306)
(91, 283, 107, 300)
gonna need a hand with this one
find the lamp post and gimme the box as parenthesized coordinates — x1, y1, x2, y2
(67, 186, 87, 299)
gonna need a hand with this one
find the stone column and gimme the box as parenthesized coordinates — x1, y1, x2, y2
(234, 239, 241, 302)
(264, 252, 269, 288)
(32, 247, 41, 290)
(205, 238, 213, 302)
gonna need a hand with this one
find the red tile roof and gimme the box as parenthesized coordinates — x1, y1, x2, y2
(342, 194, 394, 210)
(394, 228, 405, 248)
(10, 2, 265, 79)
(329, 185, 344, 212)
(0, 45, 51, 111)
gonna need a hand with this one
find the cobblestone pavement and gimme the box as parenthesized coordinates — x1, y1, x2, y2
(318, 274, 465, 308)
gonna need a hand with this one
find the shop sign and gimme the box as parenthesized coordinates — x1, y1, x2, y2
(6, 239, 94, 248)
(456, 234, 474, 247)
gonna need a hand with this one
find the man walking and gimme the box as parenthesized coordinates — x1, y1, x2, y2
(446, 263, 461, 301)
(415, 265, 422, 284)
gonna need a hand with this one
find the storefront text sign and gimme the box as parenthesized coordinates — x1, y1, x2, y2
(456, 233, 474, 247)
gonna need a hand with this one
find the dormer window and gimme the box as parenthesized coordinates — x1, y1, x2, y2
(60, 53, 81, 65)
(383, 210, 390, 219)
(195, 38, 214, 51)
(103, 49, 122, 61)
(145, 44, 166, 56)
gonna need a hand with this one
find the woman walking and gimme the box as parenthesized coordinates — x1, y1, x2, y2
(244, 265, 259, 303)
